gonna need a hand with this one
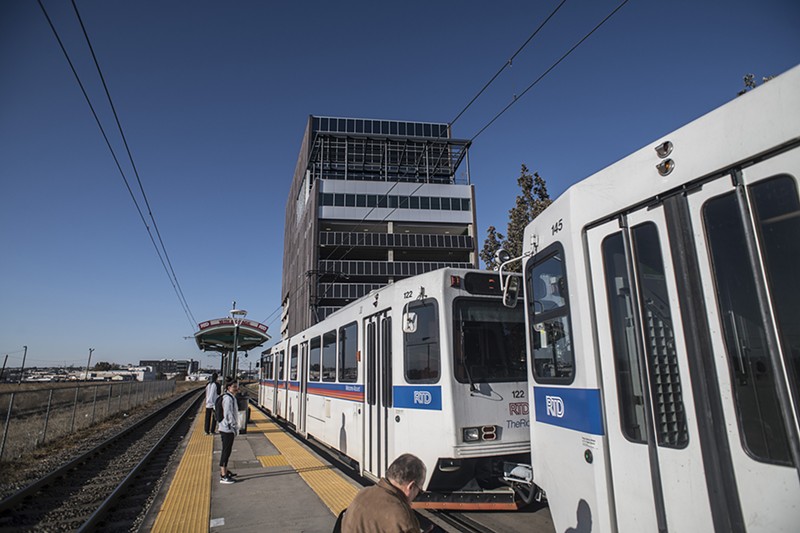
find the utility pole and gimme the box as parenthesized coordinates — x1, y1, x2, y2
(0, 354, 8, 381)
(85, 348, 94, 381)
(18, 346, 28, 385)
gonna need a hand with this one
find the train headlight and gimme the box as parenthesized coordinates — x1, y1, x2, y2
(463, 427, 480, 442)
(462, 426, 499, 442)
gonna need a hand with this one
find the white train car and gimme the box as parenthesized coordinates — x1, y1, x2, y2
(260, 267, 531, 509)
(503, 65, 800, 531)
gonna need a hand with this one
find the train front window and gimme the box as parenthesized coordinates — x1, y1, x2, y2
(404, 298, 440, 383)
(453, 298, 526, 384)
(526, 246, 574, 383)
(703, 175, 800, 465)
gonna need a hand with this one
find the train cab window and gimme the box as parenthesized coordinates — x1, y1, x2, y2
(339, 322, 358, 382)
(526, 246, 574, 383)
(290, 345, 298, 381)
(703, 175, 800, 465)
(602, 224, 689, 448)
(453, 298, 526, 384)
(322, 330, 337, 382)
(404, 299, 440, 383)
(309, 336, 321, 382)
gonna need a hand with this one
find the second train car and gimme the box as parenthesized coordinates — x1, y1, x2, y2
(259, 267, 531, 509)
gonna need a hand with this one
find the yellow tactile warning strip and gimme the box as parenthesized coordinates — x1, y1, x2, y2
(250, 409, 359, 515)
(257, 454, 289, 467)
(151, 403, 213, 533)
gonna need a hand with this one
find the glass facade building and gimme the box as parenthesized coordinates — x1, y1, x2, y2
(281, 116, 478, 338)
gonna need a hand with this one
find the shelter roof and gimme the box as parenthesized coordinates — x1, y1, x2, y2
(194, 318, 270, 352)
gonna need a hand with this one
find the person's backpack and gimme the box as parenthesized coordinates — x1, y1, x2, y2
(214, 393, 227, 423)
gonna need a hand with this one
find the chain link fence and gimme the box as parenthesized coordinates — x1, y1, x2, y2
(0, 380, 175, 462)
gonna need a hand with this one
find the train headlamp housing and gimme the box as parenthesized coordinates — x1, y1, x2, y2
(463, 427, 480, 442)
(462, 425, 499, 442)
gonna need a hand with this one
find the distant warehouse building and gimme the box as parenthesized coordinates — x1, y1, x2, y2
(138, 359, 198, 376)
(282, 116, 478, 337)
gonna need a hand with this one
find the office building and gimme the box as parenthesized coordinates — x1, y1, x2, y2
(281, 116, 478, 338)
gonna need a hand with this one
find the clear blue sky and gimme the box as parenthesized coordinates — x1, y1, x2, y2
(1, 0, 798, 368)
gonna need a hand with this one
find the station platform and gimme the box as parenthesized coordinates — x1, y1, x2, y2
(146, 403, 361, 532)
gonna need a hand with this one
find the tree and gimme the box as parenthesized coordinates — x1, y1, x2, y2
(481, 164, 552, 271)
(479, 225, 505, 271)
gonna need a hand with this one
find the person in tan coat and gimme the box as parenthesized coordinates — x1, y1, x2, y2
(341, 454, 426, 533)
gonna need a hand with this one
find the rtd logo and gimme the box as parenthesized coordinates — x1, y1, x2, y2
(413, 391, 432, 405)
(545, 395, 565, 418)
(509, 402, 529, 416)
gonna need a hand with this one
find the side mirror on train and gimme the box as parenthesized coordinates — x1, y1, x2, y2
(402, 312, 418, 333)
(503, 275, 520, 308)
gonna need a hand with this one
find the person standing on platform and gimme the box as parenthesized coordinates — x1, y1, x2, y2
(219, 378, 240, 484)
(204, 373, 219, 435)
(341, 453, 426, 533)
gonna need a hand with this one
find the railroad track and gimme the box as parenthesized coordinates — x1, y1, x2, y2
(0, 389, 202, 532)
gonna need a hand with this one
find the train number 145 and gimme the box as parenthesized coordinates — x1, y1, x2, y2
(551, 219, 563, 235)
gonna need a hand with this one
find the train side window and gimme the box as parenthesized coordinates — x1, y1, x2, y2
(367, 322, 376, 405)
(602, 225, 689, 448)
(703, 174, 799, 465)
(602, 233, 647, 443)
(526, 245, 574, 383)
(630, 223, 688, 448)
(264, 355, 274, 381)
(404, 298, 440, 383)
(339, 322, 358, 382)
(322, 330, 337, 382)
(309, 336, 321, 382)
(277, 351, 285, 382)
(290, 345, 298, 381)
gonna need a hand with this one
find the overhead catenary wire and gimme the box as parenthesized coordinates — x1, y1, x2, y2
(37, 0, 197, 332)
(469, 0, 631, 143)
(69, 0, 197, 328)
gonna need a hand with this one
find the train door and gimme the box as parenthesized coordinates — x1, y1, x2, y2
(363, 310, 393, 480)
(585, 147, 800, 531)
(299, 341, 309, 435)
(680, 150, 800, 531)
(586, 207, 714, 531)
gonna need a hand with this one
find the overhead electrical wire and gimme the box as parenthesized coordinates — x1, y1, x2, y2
(37, 0, 197, 331)
(449, 0, 568, 128)
(69, 0, 197, 327)
(470, 0, 631, 143)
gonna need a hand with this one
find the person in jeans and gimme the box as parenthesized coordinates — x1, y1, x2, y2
(218, 378, 240, 484)
(341, 453, 426, 532)
(204, 373, 219, 435)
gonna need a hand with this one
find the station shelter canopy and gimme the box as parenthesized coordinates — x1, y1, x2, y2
(194, 318, 271, 353)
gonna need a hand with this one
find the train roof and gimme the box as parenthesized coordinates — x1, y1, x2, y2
(528, 63, 800, 235)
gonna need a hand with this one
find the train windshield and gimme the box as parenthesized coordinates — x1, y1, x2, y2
(452, 298, 527, 383)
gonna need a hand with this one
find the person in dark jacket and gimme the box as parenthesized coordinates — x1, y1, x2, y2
(341, 453, 426, 533)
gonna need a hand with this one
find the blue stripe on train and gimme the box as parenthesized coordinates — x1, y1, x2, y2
(533, 386, 604, 435)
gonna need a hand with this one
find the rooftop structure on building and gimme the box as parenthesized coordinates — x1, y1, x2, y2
(281, 115, 478, 337)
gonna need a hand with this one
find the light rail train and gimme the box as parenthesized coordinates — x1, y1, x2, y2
(499, 64, 800, 531)
(259, 267, 531, 509)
